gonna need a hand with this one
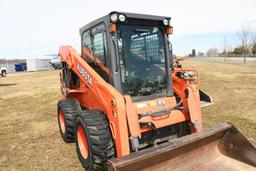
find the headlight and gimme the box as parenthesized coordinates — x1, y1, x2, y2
(119, 14, 126, 22)
(110, 13, 118, 23)
(163, 19, 168, 26)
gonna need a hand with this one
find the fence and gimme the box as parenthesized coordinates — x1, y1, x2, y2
(218, 54, 256, 58)
(192, 56, 256, 66)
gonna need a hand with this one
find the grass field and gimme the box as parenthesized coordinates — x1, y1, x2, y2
(0, 60, 256, 170)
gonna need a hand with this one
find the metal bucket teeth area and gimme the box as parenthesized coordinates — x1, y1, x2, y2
(108, 123, 256, 171)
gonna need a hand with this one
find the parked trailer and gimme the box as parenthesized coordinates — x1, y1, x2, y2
(26, 59, 52, 72)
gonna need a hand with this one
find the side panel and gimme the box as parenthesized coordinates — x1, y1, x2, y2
(172, 69, 203, 133)
(135, 97, 186, 131)
(59, 46, 130, 157)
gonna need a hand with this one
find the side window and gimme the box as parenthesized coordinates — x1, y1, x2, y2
(82, 31, 93, 64)
(93, 32, 106, 65)
(82, 24, 109, 83)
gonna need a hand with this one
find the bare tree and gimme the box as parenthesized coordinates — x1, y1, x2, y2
(206, 48, 219, 57)
(222, 36, 232, 62)
(223, 36, 228, 55)
(236, 27, 255, 63)
(237, 27, 255, 51)
(197, 51, 204, 57)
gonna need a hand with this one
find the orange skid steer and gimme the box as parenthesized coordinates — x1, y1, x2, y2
(57, 12, 256, 170)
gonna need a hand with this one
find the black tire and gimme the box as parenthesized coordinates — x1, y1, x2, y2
(74, 110, 115, 171)
(57, 98, 82, 143)
(1, 70, 6, 77)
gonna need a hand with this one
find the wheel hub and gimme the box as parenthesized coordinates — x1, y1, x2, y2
(59, 111, 66, 134)
(77, 126, 89, 159)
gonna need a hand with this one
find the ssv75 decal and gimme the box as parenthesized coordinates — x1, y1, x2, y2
(77, 64, 92, 86)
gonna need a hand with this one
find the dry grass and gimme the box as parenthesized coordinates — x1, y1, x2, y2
(0, 60, 255, 170)
(0, 71, 82, 170)
(183, 60, 256, 141)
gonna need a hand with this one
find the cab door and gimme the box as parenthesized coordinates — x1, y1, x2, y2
(82, 23, 110, 83)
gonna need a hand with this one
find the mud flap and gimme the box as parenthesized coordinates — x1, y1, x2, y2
(108, 123, 256, 171)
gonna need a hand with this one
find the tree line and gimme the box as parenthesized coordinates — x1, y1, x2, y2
(197, 27, 256, 57)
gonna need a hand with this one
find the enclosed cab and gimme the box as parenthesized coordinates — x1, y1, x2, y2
(77, 12, 194, 152)
(79, 12, 174, 101)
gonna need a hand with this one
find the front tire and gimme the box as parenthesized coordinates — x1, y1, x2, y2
(57, 98, 82, 143)
(74, 110, 115, 171)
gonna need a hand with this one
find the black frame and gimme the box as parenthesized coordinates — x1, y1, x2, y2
(81, 22, 111, 83)
(80, 12, 173, 98)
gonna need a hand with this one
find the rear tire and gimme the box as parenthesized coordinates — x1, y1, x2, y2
(57, 98, 82, 143)
(74, 110, 115, 171)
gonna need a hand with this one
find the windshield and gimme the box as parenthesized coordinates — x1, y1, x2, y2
(117, 25, 168, 101)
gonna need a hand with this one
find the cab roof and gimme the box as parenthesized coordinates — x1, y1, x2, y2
(79, 11, 171, 35)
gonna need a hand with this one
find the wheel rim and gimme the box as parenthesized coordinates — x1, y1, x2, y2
(77, 125, 89, 159)
(59, 111, 66, 134)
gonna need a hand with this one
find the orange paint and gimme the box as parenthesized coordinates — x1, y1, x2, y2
(172, 68, 203, 133)
(77, 126, 89, 159)
(109, 23, 117, 32)
(59, 46, 130, 157)
(124, 96, 141, 138)
(167, 26, 173, 35)
(59, 110, 65, 134)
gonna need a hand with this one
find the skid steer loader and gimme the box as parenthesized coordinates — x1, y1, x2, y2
(57, 12, 256, 170)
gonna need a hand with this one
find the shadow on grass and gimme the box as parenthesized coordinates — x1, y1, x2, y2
(0, 83, 17, 87)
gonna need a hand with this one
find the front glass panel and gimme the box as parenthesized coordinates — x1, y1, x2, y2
(117, 25, 167, 100)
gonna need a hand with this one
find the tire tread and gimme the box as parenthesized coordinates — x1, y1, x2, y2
(76, 110, 115, 170)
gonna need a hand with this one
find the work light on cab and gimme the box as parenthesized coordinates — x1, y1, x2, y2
(163, 19, 168, 26)
(110, 13, 118, 23)
(119, 14, 126, 22)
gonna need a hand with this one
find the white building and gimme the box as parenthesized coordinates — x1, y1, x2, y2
(26, 59, 52, 72)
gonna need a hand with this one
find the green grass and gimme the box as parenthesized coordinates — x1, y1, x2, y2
(0, 60, 255, 170)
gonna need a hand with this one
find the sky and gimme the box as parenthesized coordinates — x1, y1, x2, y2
(0, 0, 256, 59)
